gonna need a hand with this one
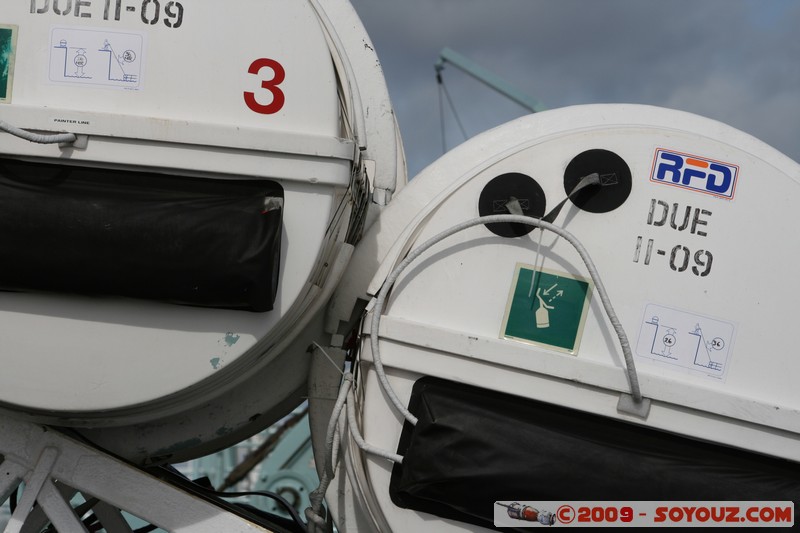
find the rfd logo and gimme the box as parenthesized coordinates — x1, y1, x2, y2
(650, 149, 739, 199)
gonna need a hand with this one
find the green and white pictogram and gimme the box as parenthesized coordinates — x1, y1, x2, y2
(502, 263, 593, 354)
(0, 25, 18, 103)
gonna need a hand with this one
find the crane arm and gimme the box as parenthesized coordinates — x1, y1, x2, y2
(435, 47, 546, 113)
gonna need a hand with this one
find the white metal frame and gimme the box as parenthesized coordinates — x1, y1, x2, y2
(0, 414, 274, 533)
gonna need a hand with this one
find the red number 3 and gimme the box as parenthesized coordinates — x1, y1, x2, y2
(244, 58, 286, 115)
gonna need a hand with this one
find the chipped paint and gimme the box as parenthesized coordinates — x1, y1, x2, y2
(210, 357, 222, 370)
(224, 332, 240, 347)
(153, 438, 203, 456)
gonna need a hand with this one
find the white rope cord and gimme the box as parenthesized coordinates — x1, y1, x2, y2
(0, 120, 77, 145)
(306, 374, 352, 531)
(305, 369, 404, 531)
(371, 214, 643, 427)
(345, 386, 404, 464)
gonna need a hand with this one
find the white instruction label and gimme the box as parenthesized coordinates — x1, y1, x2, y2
(49, 27, 144, 89)
(636, 304, 735, 380)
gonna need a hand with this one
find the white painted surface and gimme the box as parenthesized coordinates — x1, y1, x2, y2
(317, 105, 800, 532)
(5, 0, 340, 144)
(0, 0, 403, 441)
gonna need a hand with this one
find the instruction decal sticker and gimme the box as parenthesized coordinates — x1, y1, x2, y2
(0, 24, 18, 103)
(501, 263, 593, 354)
(636, 303, 735, 380)
(49, 27, 144, 89)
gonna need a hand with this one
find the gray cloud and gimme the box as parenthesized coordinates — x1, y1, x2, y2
(349, 0, 800, 176)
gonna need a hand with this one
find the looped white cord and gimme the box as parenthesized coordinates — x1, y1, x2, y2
(345, 386, 404, 464)
(0, 120, 77, 145)
(305, 370, 404, 532)
(371, 214, 643, 427)
(306, 374, 352, 531)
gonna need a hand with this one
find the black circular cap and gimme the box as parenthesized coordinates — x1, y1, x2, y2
(563, 149, 632, 213)
(478, 173, 546, 237)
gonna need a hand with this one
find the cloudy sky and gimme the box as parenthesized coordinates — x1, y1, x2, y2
(348, 0, 799, 177)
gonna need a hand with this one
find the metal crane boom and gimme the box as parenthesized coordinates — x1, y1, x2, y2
(435, 47, 546, 113)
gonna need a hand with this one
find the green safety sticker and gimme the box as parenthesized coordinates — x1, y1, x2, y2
(0, 25, 18, 103)
(501, 263, 593, 354)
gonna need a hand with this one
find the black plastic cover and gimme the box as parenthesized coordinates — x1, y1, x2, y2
(0, 158, 283, 312)
(390, 377, 800, 530)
